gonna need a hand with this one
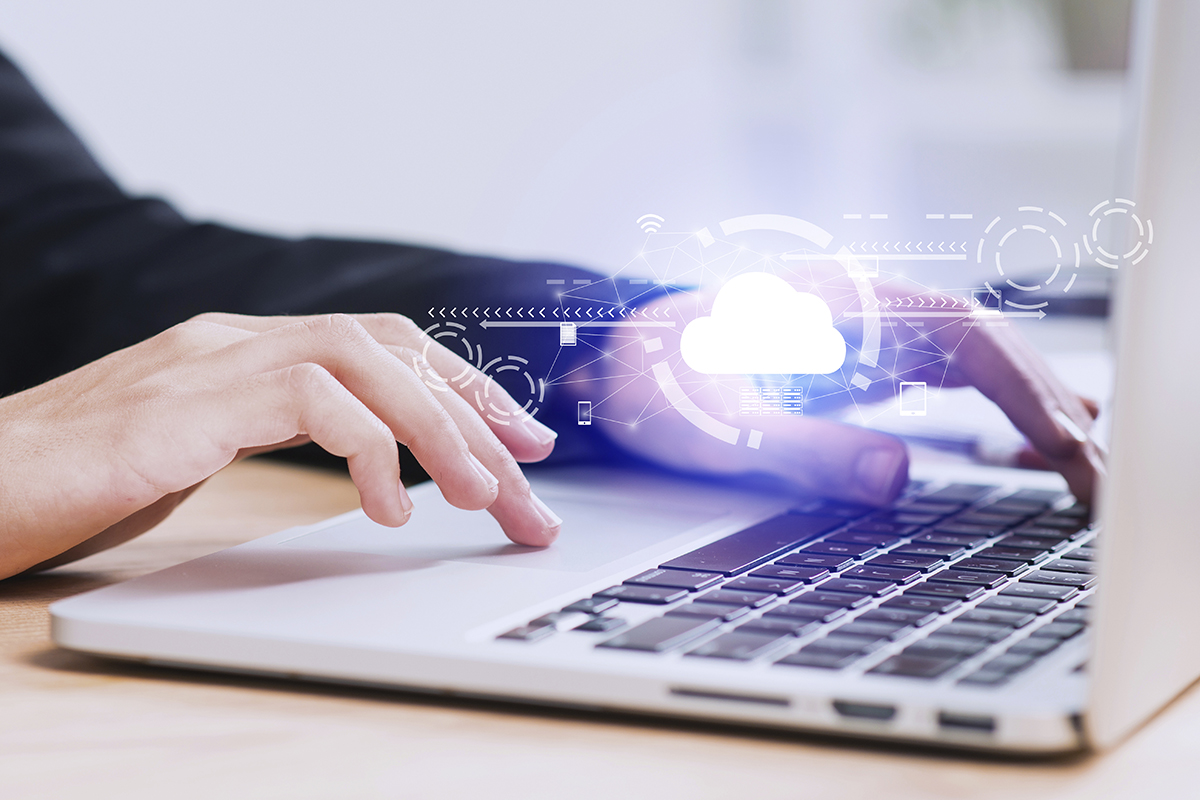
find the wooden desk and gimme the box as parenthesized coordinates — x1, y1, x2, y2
(3, 460, 1199, 799)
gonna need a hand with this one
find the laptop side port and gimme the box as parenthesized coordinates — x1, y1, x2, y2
(832, 700, 896, 721)
(937, 711, 996, 733)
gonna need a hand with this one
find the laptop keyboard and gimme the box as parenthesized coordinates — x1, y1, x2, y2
(497, 482, 1095, 687)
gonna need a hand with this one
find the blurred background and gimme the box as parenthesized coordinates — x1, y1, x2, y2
(0, 0, 1133, 288)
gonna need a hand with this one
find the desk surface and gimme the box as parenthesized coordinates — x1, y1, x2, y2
(3, 459, 1199, 799)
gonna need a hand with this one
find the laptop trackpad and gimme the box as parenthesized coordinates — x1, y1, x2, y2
(285, 494, 721, 573)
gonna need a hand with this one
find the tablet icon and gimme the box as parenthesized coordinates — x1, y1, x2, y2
(899, 381, 928, 416)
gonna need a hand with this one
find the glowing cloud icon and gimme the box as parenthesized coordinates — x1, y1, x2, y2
(680, 272, 847, 375)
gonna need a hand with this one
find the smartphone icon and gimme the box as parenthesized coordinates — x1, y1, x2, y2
(577, 400, 592, 425)
(899, 381, 928, 416)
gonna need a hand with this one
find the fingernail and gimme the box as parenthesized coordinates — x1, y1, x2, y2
(398, 482, 414, 519)
(524, 416, 559, 447)
(531, 492, 562, 537)
(1053, 409, 1089, 444)
(854, 447, 906, 502)
(468, 453, 500, 494)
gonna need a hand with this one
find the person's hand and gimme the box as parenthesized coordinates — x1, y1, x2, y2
(0, 312, 561, 579)
(581, 279, 1102, 507)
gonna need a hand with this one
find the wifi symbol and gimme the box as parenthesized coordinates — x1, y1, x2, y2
(637, 214, 664, 234)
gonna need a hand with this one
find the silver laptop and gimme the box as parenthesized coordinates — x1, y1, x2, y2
(50, 0, 1200, 753)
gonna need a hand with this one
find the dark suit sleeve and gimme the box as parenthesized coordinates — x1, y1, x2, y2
(0, 49, 646, 469)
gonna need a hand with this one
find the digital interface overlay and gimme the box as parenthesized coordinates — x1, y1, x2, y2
(419, 202, 1148, 452)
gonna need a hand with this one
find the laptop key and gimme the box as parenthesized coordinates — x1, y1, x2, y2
(830, 530, 905, 547)
(960, 608, 1037, 628)
(1061, 546, 1097, 562)
(934, 621, 1012, 642)
(906, 636, 988, 657)
(979, 594, 1058, 614)
(1041, 559, 1093, 575)
(818, 578, 897, 597)
(1030, 621, 1085, 640)
(862, 607, 939, 627)
(766, 602, 848, 624)
(1001, 583, 1079, 602)
(871, 512, 941, 527)
(952, 557, 1029, 577)
(869, 653, 961, 679)
(659, 513, 844, 576)
(573, 616, 627, 633)
(698, 589, 775, 608)
(562, 597, 619, 615)
(803, 633, 886, 655)
(794, 589, 874, 608)
(776, 649, 862, 670)
(800, 541, 878, 560)
(1056, 607, 1090, 624)
(894, 543, 966, 559)
(687, 630, 792, 661)
(738, 616, 822, 637)
(774, 553, 854, 571)
(955, 512, 1023, 529)
(921, 483, 996, 504)
(976, 546, 1049, 565)
(905, 581, 986, 601)
(914, 531, 988, 547)
(625, 569, 723, 591)
(997, 535, 1069, 552)
(1022, 571, 1097, 590)
(750, 564, 830, 583)
(668, 603, 750, 622)
(897, 501, 960, 517)
(598, 616, 721, 653)
(849, 566, 921, 585)
(498, 623, 555, 642)
(1008, 636, 1062, 656)
(836, 620, 913, 641)
(792, 499, 874, 519)
(842, 565, 922, 585)
(596, 585, 689, 605)
(980, 653, 1038, 674)
(883, 594, 962, 614)
(958, 671, 1011, 686)
(845, 519, 918, 536)
(868, 554, 945, 572)
(723, 576, 806, 596)
(1055, 503, 1091, 519)
(1004, 488, 1066, 505)
(932, 569, 1008, 590)
(1014, 525, 1074, 540)
(978, 500, 1042, 517)
(1032, 516, 1087, 532)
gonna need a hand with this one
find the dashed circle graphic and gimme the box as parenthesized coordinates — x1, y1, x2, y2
(416, 321, 484, 393)
(1084, 198, 1152, 269)
(476, 354, 545, 425)
(977, 206, 1080, 309)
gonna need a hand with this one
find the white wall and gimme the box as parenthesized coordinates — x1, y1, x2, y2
(0, 0, 1125, 283)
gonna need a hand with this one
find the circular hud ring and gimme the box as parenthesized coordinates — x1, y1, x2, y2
(977, 206, 1080, 309)
(476, 354, 545, 425)
(1084, 198, 1153, 269)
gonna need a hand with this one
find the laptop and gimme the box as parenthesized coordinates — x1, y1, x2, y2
(49, 0, 1200, 753)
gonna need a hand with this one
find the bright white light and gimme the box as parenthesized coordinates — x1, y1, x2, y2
(680, 272, 846, 375)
